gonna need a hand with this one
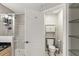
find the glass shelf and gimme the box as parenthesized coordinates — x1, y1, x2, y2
(69, 19, 79, 23)
(69, 35, 79, 39)
(69, 49, 79, 56)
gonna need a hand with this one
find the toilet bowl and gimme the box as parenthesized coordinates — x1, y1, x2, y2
(49, 45, 56, 56)
(47, 39, 57, 56)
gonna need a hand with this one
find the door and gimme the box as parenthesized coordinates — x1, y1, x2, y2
(25, 9, 45, 56)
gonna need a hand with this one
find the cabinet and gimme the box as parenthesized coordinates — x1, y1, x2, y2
(69, 19, 79, 56)
(68, 4, 79, 56)
(45, 25, 56, 39)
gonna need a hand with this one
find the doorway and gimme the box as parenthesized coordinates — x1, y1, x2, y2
(44, 4, 66, 56)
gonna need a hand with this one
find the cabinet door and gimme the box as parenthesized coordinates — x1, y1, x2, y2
(25, 9, 45, 56)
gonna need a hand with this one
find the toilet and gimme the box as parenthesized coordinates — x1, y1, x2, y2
(47, 39, 57, 56)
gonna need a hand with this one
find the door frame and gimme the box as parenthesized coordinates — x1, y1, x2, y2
(43, 4, 68, 56)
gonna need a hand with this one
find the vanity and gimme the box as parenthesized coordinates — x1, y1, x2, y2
(0, 42, 11, 56)
(0, 36, 14, 56)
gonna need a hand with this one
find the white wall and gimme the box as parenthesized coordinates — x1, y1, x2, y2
(44, 14, 57, 25)
(57, 10, 63, 53)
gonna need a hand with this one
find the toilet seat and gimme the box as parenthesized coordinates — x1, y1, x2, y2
(49, 45, 56, 52)
(49, 45, 56, 49)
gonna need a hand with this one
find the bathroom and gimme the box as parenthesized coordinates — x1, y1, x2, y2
(44, 6, 64, 56)
(0, 3, 67, 56)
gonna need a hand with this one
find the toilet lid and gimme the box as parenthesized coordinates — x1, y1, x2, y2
(47, 39, 54, 45)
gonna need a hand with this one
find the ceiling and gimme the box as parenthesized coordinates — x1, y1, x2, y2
(1, 3, 61, 14)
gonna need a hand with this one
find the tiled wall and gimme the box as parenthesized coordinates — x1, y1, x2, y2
(15, 14, 25, 49)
